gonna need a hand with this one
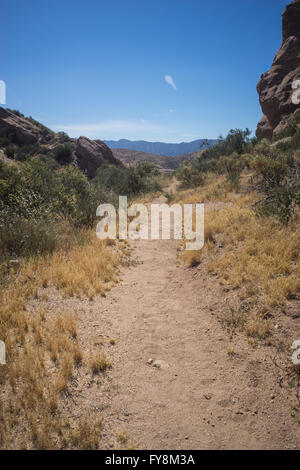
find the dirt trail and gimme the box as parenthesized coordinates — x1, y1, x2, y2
(34, 189, 299, 449)
(95, 191, 300, 450)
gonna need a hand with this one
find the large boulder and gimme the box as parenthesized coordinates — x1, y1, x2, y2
(256, 115, 273, 140)
(0, 107, 40, 144)
(75, 136, 121, 178)
(256, 0, 300, 139)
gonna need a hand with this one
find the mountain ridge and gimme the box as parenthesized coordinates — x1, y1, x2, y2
(111, 148, 197, 169)
(104, 138, 217, 157)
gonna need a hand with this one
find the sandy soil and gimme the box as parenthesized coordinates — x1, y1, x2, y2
(29, 190, 300, 449)
(97, 192, 300, 449)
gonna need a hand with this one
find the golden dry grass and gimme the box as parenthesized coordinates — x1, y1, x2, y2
(174, 173, 300, 341)
(0, 229, 120, 449)
(205, 205, 300, 306)
(22, 231, 120, 300)
(90, 351, 112, 374)
(176, 177, 300, 307)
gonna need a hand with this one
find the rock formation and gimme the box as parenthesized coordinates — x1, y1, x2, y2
(0, 106, 122, 177)
(0, 107, 40, 144)
(75, 136, 121, 178)
(256, 0, 300, 139)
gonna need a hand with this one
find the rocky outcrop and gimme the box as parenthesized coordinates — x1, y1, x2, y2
(0, 107, 40, 144)
(256, 0, 300, 139)
(0, 106, 122, 176)
(75, 136, 121, 178)
(256, 115, 273, 140)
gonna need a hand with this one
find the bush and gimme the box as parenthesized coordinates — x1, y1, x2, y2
(176, 165, 204, 188)
(219, 152, 245, 191)
(0, 155, 162, 260)
(0, 159, 97, 259)
(0, 214, 65, 258)
(93, 163, 161, 198)
(54, 143, 74, 165)
(5, 144, 15, 159)
(252, 140, 300, 223)
(273, 109, 300, 142)
(56, 131, 71, 143)
(176, 128, 254, 189)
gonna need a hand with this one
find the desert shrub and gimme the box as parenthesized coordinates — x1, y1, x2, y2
(0, 126, 15, 148)
(54, 143, 74, 165)
(56, 131, 71, 143)
(275, 126, 300, 154)
(5, 144, 15, 159)
(176, 129, 254, 189)
(9, 109, 25, 118)
(135, 161, 160, 177)
(219, 152, 245, 191)
(0, 214, 67, 258)
(252, 140, 300, 223)
(93, 163, 161, 198)
(0, 158, 110, 259)
(273, 109, 300, 142)
(176, 164, 204, 188)
(27, 116, 54, 139)
(201, 128, 253, 166)
(15, 143, 44, 162)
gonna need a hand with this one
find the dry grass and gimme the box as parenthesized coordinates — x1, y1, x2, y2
(174, 174, 300, 345)
(245, 313, 271, 339)
(205, 205, 300, 306)
(0, 229, 120, 449)
(22, 230, 120, 300)
(227, 347, 236, 357)
(90, 351, 112, 374)
(176, 176, 300, 307)
(181, 250, 201, 267)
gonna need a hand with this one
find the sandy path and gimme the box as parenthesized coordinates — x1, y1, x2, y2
(96, 192, 300, 450)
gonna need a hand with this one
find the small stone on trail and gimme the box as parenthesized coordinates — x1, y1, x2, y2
(204, 393, 213, 400)
(153, 359, 169, 369)
(147, 358, 153, 365)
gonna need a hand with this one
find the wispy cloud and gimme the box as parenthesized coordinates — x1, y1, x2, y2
(164, 75, 177, 90)
(169, 108, 175, 113)
(52, 120, 165, 139)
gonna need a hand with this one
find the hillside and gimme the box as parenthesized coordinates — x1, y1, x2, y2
(104, 138, 217, 157)
(0, 107, 121, 178)
(111, 148, 196, 169)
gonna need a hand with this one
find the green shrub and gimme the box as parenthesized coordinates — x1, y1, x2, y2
(252, 140, 300, 223)
(54, 143, 74, 165)
(273, 110, 300, 142)
(176, 128, 254, 189)
(5, 144, 15, 159)
(219, 152, 245, 191)
(176, 165, 204, 188)
(93, 163, 161, 198)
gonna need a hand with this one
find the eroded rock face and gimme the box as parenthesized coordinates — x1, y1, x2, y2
(256, 115, 273, 140)
(256, 0, 300, 139)
(0, 107, 40, 144)
(75, 136, 121, 178)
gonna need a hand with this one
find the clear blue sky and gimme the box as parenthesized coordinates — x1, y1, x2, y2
(1, 0, 288, 142)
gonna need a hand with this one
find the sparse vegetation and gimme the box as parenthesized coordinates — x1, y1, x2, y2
(90, 351, 112, 374)
(0, 113, 163, 448)
(0, 227, 119, 449)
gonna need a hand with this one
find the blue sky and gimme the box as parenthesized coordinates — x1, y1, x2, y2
(1, 0, 288, 142)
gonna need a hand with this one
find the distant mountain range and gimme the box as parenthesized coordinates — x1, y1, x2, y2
(111, 148, 196, 170)
(104, 138, 217, 157)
